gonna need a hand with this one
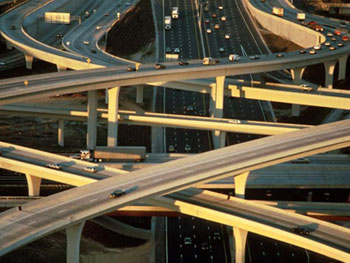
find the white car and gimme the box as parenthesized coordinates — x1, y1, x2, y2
(206, 28, 212, 34)
(225, 34, 230, 39)
(174, 47, 180, 53)
(184, 144, 191, 152)
(221, 16, 226, 21)
(219, 47, 225, 52)
(229, 54, 240, 62)
(83, 41, 90, 45)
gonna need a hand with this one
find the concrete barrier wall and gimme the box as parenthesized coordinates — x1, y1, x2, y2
(243, 0, 326, 48)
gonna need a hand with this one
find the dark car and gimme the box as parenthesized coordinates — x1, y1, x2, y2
(10, 25, 16, 30)
(290, 227, 310, 236)
(91, 49, 97, 53)
(46, 163, 62, 170)
(56, 32, 63, 38)
(299, 49, 306, 54)
(127, 66, 136, 72)
(109, 189, 126, 198)
(155, 63, 166, 69)
(178, 60, 189, 66)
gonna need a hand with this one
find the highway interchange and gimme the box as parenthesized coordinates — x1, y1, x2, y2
(0, 0, 350, 262)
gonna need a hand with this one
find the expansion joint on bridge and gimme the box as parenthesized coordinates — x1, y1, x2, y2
(66, 221, 85, 263)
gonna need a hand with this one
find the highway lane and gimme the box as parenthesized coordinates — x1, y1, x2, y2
(0, 118, 349, 257)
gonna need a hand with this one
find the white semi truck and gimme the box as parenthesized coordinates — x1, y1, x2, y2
(272, 7, 284, 17)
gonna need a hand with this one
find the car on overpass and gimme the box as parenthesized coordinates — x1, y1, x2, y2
(109, 189, 126, 198)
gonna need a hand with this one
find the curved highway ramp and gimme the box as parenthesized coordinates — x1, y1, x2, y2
(0, 119, 349, 260)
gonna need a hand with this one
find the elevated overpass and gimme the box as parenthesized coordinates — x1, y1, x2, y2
(0, 119, 349, 262)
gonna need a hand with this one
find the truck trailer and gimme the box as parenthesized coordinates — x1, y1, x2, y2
(164, 16, 172, 30)
(80, 146, 146, 162)
(172, 7, 179, 19)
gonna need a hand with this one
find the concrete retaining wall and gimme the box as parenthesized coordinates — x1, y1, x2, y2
(243, 0, 326, 48)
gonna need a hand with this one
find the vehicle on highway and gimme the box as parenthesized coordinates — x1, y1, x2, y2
(334, 29, 342, 36)
(313, 45, 321, 50)
(213, 232, 221, 240)
(164, 16, 172, 30)
(178, 60, 189, 66)
(324, 42, 331, 46)
(109, 189, 126, 198)
(80, 147, 146, 162)
(127, 66, 136, 72)
(297, 12, 305, 21)
(165, 47, 171, 53)
(290, 226, 310, 235)
(218, 5, 223, 10)
(184, 144, 191, 152)
(249, 55, 260, 60)
(168, 145, 175, 152)
(327, 32, 333, 37)
(126, 2, 130, 6)
(299, 49, 306, 54)
(276, 53, 284, 58)
(229, 54, 240, 62)
(307, 21, 323, 31)
(46, 163, 62, 170)
(331, 37, 337, 41)
(300, 83, 313, 91)
(201, 242, 210, 250)
(10, 25, 16, 30)
(91, 49, 97, 53)
(184, 237, 192, 245)
(272, 7, 284, 17)
(309, 49, 317, 55)
(205, 18, 210, 24)
(83, 41, 90, 45)
(186, 105, 194, 112)
(206, 28, 212, 34)
(229, 119, 241, 124)
(338, 42, 344, 47)
(221, 16, 226, 21)
(84, 166, 98, 173)
(214, 24, 220, 29)
(219, 47, 225, 52)
(96, 26, 102, 30)
(155, 63, 166, 69)
(211, 13, 217, 18)
(56, 32, 63, 38)
(225, 34, 230, 39)
(202, 57, 219, 65)
(342, 35, 349, 42)
(0, 61, 6, 66)
(329, 46, 336, 51)
(174, 47, 180, 53)
(291, 158, 310, 163)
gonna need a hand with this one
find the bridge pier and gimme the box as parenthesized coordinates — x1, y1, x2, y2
(57, 65, 67, 72)
(107, 87, 121, 147)
(24, 54, 34, 70)
(338, 54, 348, 80)
(25, 174, 41, 196)
(136, 85, 144, 104)
(66, 221, 85, 263)
(324, 60, 337, 89)
(87, 90, 98, 150)
(211, 76, 225, 149)
(234, 172, 249, 199)
(58, 120, 64, 147)
(290, 67, 305, 117)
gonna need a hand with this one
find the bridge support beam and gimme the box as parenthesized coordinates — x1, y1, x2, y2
(233, 227, 248, 263)
(87, 90, 98, 150)
(324, 60, 337, 89)
(58, 119, 64, 147)
(66, 221, 85, 263)
(211, 76, 225, 149)
(136, 85, 144, 104)
(24, 54, 34, 70)
(25, 174, 41, 196)
(57, 65, 67, 72)
(290, 67, 305, 117)
(338, 54, 348, 80)
(107, 87, 121, 147)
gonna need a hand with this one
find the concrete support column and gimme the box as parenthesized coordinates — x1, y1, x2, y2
(338, 54, 348, 80)
(107, 87, 121, 147)
(87, 90, 98, 150)
(136, 85, 144, 104)
(6, 41, 12, 50)
(24, 54, 34, 70)
(233, 227, 248, 263)
(25, 174, 42, 196)
(58, 120, 64, 147)
(66, 221, 85, 263)
(234, 172, 249, 199)
(211, 76, 225, 149)
(57, 65, 67, 72)
(290, 67, 306, 117)
(324, 60, 337, 89)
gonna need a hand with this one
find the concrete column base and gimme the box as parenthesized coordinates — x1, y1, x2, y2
(233, 227, 248, 263)
(211, 76, 225, 149)
(25, 174, 42, 196)
(25, 54, 34, 70)
(66, 221, 85, 263)
(324, 60, 337, 89)
(108, 87, 121, 147)
(213, 130, 226, 149)
(87, 90, 98, 150)
(58, 120, 64, 147)
(136, 85, 144, 104)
